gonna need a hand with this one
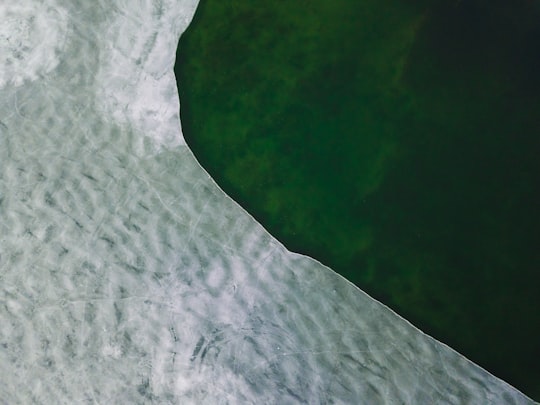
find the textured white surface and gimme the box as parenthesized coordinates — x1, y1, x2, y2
(0, 0, 68, 88)
(0, 0, 536, 403)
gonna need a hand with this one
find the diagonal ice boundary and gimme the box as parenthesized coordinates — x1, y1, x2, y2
(0, 0, 537, 403)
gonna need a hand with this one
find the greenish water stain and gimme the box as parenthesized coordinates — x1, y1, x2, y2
(176, 0, 540, 399)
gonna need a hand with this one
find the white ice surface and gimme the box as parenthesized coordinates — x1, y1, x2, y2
(0, 0, 537, 403)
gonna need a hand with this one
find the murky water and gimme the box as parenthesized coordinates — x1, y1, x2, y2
(176, 0, 540, 399)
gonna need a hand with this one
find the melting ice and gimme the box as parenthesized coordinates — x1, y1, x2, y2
(0, 0, 536, 403)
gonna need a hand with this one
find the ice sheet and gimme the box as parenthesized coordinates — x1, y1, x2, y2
(0, 0, 536, 403)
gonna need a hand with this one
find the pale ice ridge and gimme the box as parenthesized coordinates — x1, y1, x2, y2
(95, 0, 197, 149)
(0, 0, 536, 403)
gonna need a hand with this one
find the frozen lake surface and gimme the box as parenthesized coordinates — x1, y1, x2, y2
(0, 0, 536, 403)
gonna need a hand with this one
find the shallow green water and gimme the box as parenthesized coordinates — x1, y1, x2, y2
(176, 0, 540, 398)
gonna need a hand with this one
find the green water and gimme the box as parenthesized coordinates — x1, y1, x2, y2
(175, 0, 540, 399)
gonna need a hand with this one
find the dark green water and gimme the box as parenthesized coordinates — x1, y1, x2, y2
(175, 0, 540, 399)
